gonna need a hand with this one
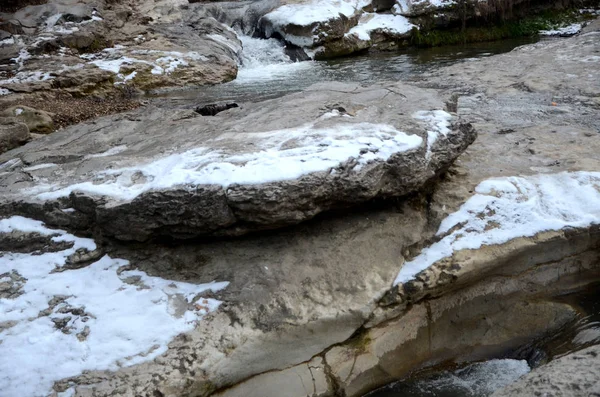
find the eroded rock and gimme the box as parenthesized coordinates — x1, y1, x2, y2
(0, 82, 476, 241)
(0, 116, 29, 153)
(0, 105, 54, 133)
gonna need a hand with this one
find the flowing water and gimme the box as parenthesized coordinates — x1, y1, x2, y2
(153, 35, 539, 106)
(366, 284, 600, 397)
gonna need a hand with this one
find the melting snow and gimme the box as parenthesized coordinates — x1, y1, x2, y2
(88, 50, 207, 79)
(264, 0, 371, 27)
(0, 216, 228, 397)
(539, 23, 582, 36)
(28, 112, 424, 202)
(0, 88, 11, 96)
(0, 37, 15, 46)
(394, 172, 600, 285)
(348, 13, 415, 41)
(0, 71, 53, 85)
(413, 110, 452, 159)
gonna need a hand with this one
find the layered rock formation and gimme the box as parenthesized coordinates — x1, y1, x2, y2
(0, 82, 475, 240)
(0, 0, 241, 97)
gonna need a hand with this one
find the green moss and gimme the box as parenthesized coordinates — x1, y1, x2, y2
(346, 332, 372, 354)
(411, 8, 585, 47)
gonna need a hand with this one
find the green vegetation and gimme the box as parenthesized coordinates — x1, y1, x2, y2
(411, 8, 585, 47)
(346, 331, 372, 354)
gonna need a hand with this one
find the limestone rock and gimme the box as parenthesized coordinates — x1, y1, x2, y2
(257, 0, 364, 48)
(0, 82, 476, 241)
(0, 0, 242, 97)
(1, 105, 54, 133)
(492, 345, 600, 397)
(0, 117, 29, 154)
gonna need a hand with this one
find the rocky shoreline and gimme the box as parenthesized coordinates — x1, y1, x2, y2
(1, 1, 599, 397)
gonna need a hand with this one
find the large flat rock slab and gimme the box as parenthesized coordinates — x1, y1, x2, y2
(0, 82, 475, 241)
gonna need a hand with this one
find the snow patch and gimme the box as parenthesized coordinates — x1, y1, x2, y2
(0, 37, 15, 46)
(394, 172, 600, 285)
(0, 88, 11, 96)
(263, 0, 370, 27)
(29, 114, 424, 202)
(88, 50, 206, 79)
(347, 13, 415, 41)
(413, 110, 452, 159)
(0, 71, 53, 85)
(0, 216, 228, 397)
(539, 23, 582, 36)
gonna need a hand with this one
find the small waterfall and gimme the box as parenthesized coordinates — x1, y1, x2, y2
(234, 35, 313, 83)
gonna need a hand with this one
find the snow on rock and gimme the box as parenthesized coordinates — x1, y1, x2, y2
(29, 111, 423, 202)
(0, 88, 12, 96)
(0, 216, 229, 397)
(0, 37, 15, 46)
(348, 13, 415, 40)
(413, 110, 452, 159)
(394, 171, 600, 285)
(393, 0, 456, 15)
(85, 48, 210, 82)
(0, 71, 53, 85)
(539, 23, 582, 37)
(263, 0, 371, 27)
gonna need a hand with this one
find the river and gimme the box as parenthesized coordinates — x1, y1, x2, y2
(153, 35, 539, 106)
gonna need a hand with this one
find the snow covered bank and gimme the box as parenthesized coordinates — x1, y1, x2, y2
(0, 217, 228, 397)
(395, 171, 600, 285)
(27, 111, 424, 202)
(539, 23, 582, 37)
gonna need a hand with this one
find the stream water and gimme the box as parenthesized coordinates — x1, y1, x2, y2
(366, 284, 600, 397)
(153, 35, 539, 106)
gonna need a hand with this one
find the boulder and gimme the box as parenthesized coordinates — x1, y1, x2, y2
(257, 0, 365, 47)
(0, 105, 54, 133)
(0, 82, 476, 241)
(0, 117, 29, 153)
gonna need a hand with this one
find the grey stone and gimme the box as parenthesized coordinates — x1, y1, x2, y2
(0, 117, 30, 154)
(0, 82, 476, 241)
(1, 105, 54, 134)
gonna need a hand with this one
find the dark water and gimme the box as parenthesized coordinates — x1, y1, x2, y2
(365, 284, 600, 397)
(152, 36, 539, 106)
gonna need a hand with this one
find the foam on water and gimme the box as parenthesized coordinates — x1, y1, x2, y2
(234, 35, 315, 83)
(367, 359, 530, 397)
